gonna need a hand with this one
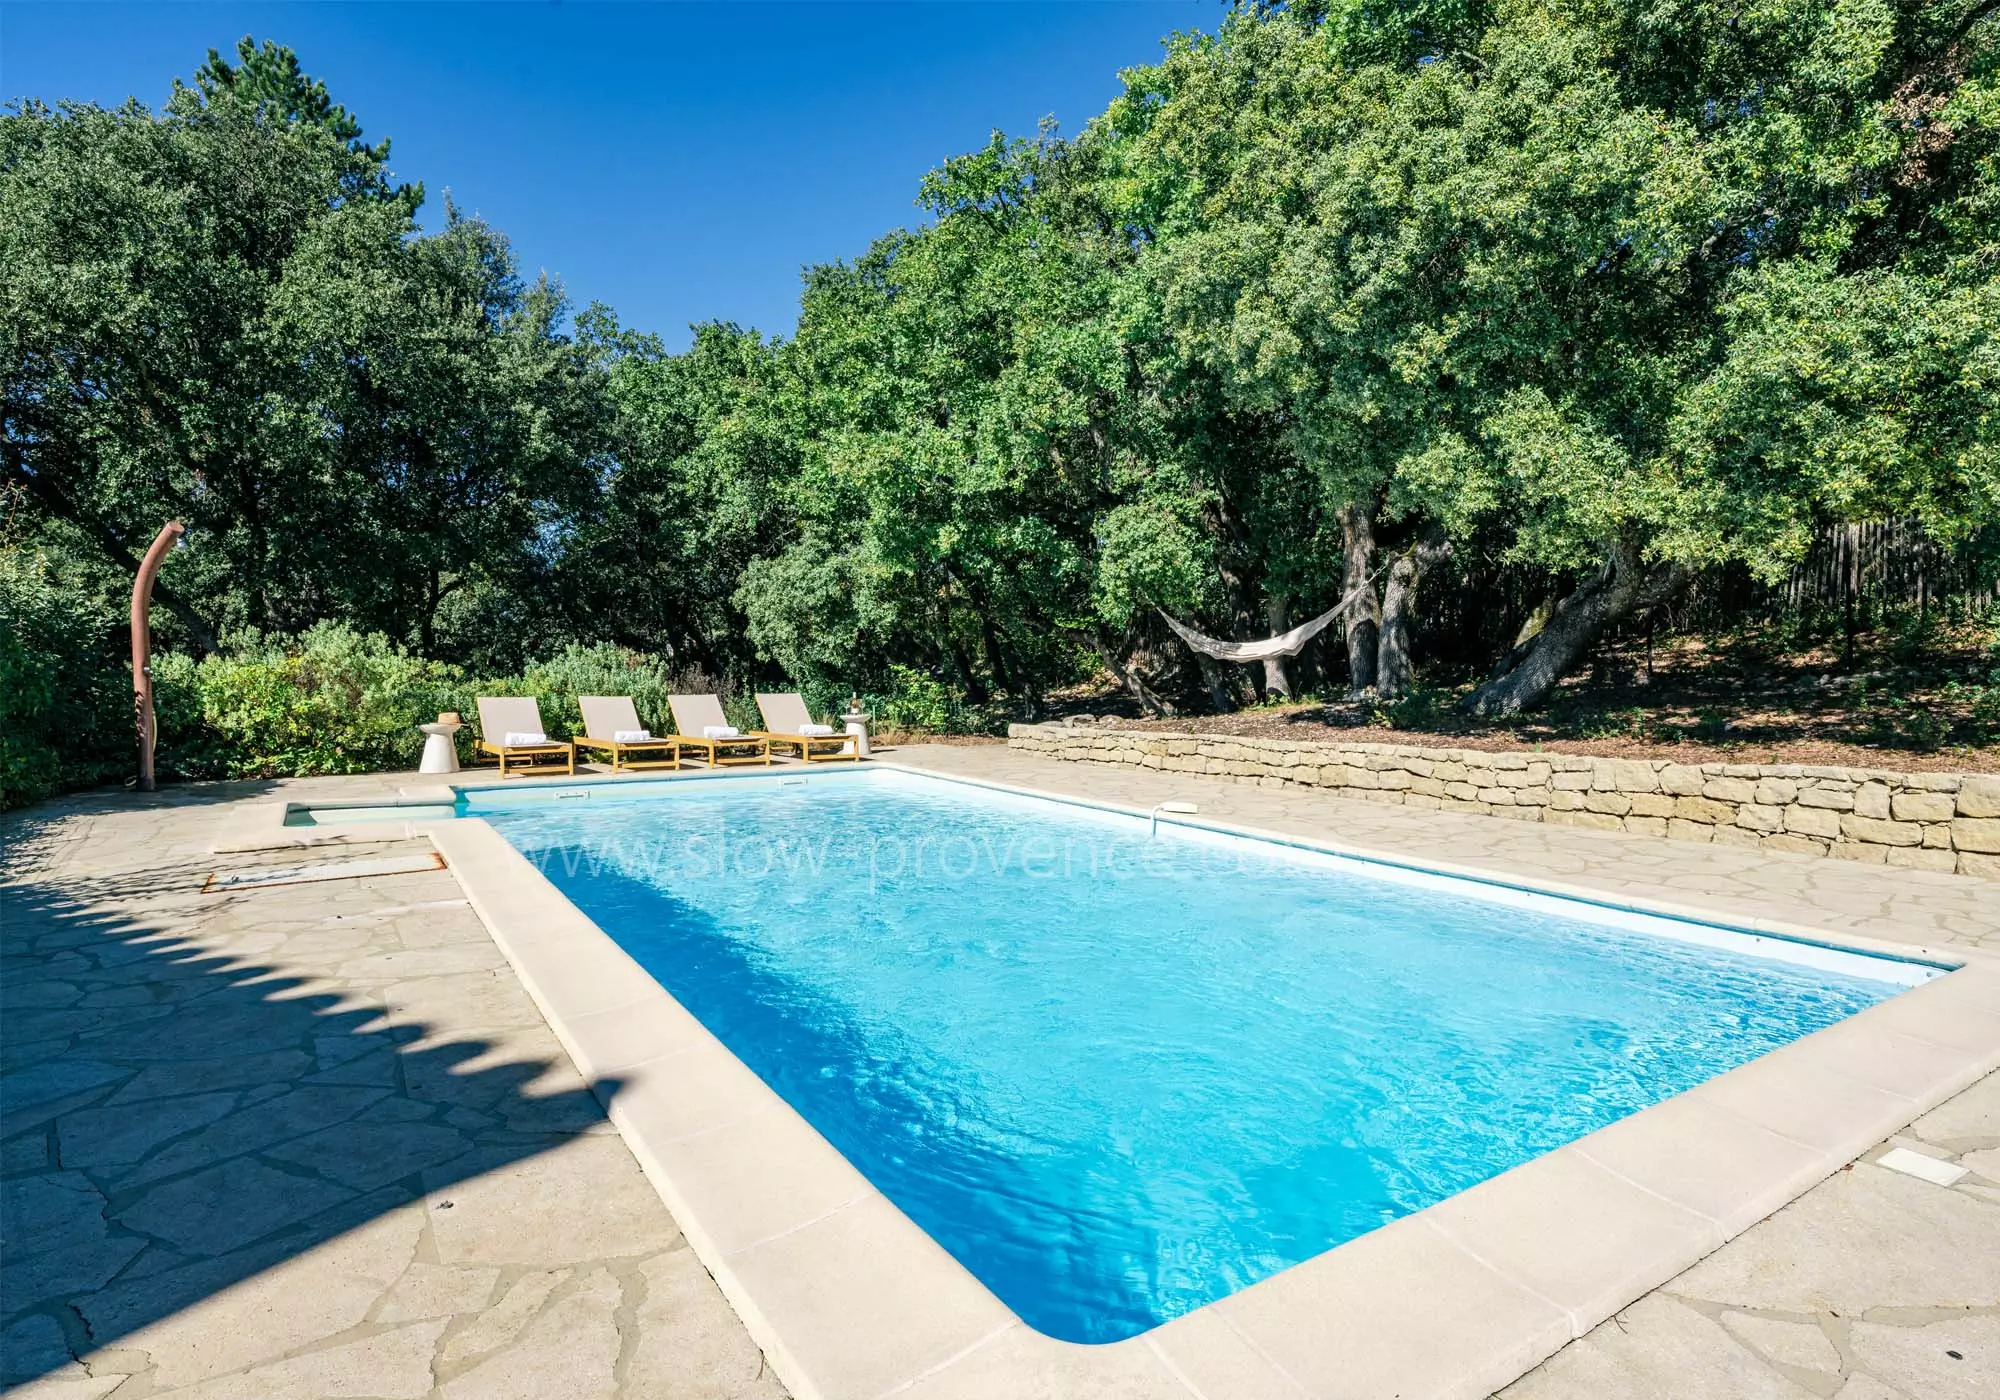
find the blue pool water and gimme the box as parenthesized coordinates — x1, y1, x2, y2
(468, 770, 1920, 1343)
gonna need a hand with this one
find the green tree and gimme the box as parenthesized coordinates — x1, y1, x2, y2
(1095, 11, 1444, 699)
(1095, 0, 2000, 711)
(561, 316, 799, 676)
(735, 131, 1132, 711)
(1447, 0, 2000, 712)
(1, 41, 603, 664)
(188, 34, 404, 197)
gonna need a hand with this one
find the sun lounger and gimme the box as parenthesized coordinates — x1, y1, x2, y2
(755, 692, 859, 762)
(574, 696, 681, 772)
(475, 697, 575, 778)
(667, 695, 771, 767)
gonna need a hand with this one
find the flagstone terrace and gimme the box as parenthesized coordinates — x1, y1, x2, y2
(2, 748, 1995, 1398)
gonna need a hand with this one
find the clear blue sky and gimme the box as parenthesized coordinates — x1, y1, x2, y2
(1, 1, 1209, 347)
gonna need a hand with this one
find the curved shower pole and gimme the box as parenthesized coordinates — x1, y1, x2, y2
(131, 520, 185, 793)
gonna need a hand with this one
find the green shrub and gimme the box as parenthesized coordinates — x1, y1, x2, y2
(516, 643, 682, 737)
(798, 678, 857, 728)
(498, 645, 765, 736)
(3, 603, 922, 804)
(149, 631, 733, 778)
(0, 547, 130, 808)
(1370, 684, 1456, 733)
(865, 664, 995, 735)
(155, 623, 467, 778)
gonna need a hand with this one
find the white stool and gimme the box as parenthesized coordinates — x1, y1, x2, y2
(417, 720, 462, 774)
(841, 708, 871, 759)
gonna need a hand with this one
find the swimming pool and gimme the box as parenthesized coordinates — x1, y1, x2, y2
(468, 769, 1930, 1344)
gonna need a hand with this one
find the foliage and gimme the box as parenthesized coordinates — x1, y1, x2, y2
(153, 624, 467, 778)
(1098, 0, 2000, 709)
(0, 539, 130, 807)
(144, 628, 733, 785)
(517, 643, 762, 736)
(1369, 684, 1455, 733)
(515, 643, 681, 738)
(6, 9, 2000, 805)
(1847, 624, 2000, 752)
(864, 664, 997, 736)
(1, 66, 603, 660)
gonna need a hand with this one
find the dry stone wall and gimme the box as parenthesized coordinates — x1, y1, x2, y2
(1008, 722, 2000, 881)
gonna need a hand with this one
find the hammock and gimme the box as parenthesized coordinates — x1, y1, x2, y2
(1157, 571, 1382, 664)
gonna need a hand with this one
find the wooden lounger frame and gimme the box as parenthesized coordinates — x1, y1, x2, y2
(476, 739, 576, 778)
(675, 734, 772, 767)
(751, 692, 862, 764)
(573, 736, 682, 772)
(757, 730, 858, 762)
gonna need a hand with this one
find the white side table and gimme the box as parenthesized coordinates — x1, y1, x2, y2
(841, 708, 871, 759)
(418, 720, 462, 774)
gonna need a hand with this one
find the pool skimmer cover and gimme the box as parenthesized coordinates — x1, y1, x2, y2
(1875, 1147, 1970, 1187)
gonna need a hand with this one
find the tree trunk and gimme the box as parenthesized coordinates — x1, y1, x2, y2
(677, 611, 724, 678)
(235, 459, 272, 631)
(1840, 524, 1859, 671)
(947, 633, 988, 703)
(972, 589, 1016, 702)
(1259, 594, 1292, 700)
(1487, 594, 1559, 682)
(1293, 632, 1325, 696)
(1375, 527, 1451, 699)
(419, 570, 442, 657)
(1194, 652, 1235, 712)
(1466, 540, 1689, 716)
(1339, 504, 1380, 698)
(1208, 496, 1264, 702)
(1094, 626, 1173, 716)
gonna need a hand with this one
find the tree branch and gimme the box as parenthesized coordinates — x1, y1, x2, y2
(1, 457, 219, 654)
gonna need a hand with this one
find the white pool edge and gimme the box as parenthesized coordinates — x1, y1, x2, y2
(226, 763, 2000, 1400)
(867, 764, 1967, 978)
(258, 758, 1969, 974)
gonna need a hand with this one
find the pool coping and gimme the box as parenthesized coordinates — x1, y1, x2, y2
(225, 763, 2000, 1400)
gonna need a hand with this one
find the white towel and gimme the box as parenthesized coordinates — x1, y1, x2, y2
(798, 722, 835, 736)
(613, 729, 650, 743)
(503, 731, 549, 746)
(702, 725, 740, 739)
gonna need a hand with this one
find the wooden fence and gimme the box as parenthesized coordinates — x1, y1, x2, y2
(1771, 520, 1996, 612)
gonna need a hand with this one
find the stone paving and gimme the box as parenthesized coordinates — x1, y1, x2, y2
(1503, 1082, 2000, 1400)
(899, 744, 1999, 955)
(2, 756, 1996, 1398)
(1, 779, 781, 1400)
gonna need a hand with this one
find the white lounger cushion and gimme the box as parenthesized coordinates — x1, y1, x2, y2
(613, 729, 651, 743)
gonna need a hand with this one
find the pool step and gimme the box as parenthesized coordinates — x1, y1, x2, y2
(203, 851, 446, 892)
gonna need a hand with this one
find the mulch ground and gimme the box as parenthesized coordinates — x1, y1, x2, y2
(1036, 624, 2000, 775)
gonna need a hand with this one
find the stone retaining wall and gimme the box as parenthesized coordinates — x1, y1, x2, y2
(1008, 722, 2000, 880)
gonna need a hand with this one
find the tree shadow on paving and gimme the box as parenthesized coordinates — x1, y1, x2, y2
(9, 777, 286, 825)
(1, 780, 288, 879)
(0, 860, 623, 1387)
